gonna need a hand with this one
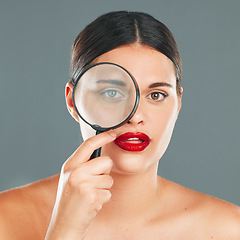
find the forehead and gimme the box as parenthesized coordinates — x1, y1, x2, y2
(93, 44, 176, 88)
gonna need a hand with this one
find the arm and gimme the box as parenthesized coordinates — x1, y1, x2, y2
(45, 131, 116, 240)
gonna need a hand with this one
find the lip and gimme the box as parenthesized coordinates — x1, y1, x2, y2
(114, 132, 151, 152)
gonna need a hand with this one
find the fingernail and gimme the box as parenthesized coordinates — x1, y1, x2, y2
(108, 131, 116, 138)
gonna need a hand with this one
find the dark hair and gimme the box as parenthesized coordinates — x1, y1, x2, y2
(70, 11, 182, 95)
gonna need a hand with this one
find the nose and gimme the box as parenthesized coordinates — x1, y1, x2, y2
(127, 101, 144, 125)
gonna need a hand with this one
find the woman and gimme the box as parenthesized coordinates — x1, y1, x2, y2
(0, 11, 239, 240)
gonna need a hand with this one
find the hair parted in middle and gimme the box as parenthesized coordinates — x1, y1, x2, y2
(70, 11, 182, 95)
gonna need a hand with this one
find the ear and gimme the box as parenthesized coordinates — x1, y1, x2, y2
(65, 82, 80, 122)
(177, 86, 183, 112)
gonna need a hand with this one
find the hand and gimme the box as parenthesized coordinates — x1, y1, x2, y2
(45, 131, 116, 240)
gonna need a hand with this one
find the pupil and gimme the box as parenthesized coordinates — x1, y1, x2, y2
(151, 92, 159, 100)
(108, 90, 116, 97)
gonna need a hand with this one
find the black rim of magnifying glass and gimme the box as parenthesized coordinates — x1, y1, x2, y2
(72, 62, 140, 132)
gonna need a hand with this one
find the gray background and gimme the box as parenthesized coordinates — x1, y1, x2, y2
(0, 0, 239, 206)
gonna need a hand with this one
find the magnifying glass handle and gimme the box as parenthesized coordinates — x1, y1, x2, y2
(90, 147, 102, 159)
(90, 130, 102, 159)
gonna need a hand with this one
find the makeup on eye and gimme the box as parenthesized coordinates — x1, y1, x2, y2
(146, 91, 168, 101)
(96, 77, 172, 103)
(100, 88, 125, 102)
(142, 81, 173, 102)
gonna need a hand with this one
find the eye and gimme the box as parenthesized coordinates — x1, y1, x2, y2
(100, 89, 124, 102)
(146, 91, 167, 101)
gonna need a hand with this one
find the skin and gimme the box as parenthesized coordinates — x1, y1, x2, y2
(0, 44, 240, 240)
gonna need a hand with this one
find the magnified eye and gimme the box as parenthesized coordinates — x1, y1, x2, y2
(147, 92, 167, 101)
(100, 89, 125, 102)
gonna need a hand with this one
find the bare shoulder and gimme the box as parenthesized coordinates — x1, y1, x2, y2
(0, 175, 59, 239)
(202, 193, 240, 239)
(161, 178, 240, 239)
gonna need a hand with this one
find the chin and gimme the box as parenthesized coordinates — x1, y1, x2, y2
(102, 144, 156, 175)
(112, 157, 147, 175)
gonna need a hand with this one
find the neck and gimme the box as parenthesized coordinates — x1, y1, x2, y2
(95, 166, 164, 225)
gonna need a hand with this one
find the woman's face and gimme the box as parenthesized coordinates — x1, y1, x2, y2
(78, 44, 182, 174)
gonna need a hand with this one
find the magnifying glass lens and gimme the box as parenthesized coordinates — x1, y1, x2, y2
(73, 63, 139, 131)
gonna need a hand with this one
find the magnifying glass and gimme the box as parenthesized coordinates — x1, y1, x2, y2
(72, 62, 140, 159)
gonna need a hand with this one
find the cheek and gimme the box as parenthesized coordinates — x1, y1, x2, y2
(152, 101, 178, 131)
(151, 101, 179, 152)
(79, 119, 96, 141)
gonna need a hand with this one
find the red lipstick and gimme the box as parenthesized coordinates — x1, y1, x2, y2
(114, 132, 151, 152)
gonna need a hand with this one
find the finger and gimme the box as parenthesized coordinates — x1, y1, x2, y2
(84, 156, 113, 175)
(64, 131, 116, 172)
(98, 189, 112, 204)
(68, 157, 113, 185)
(91, 175, 114, 190)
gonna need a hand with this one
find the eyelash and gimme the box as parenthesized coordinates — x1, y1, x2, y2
(101, 89, 124, 98)
(146, 91, 168, 102)
(99, 88, 125, 103)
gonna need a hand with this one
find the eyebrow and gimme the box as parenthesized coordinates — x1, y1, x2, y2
(149, 82, 173, 88)
(96, 79, 126, 86)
